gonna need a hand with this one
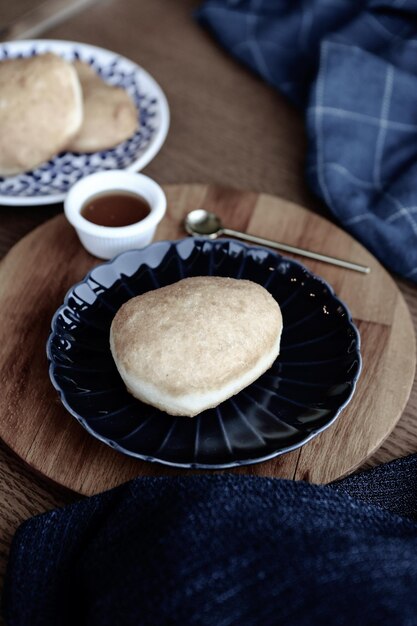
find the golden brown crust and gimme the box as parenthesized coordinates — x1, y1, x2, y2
(66, 61, 138, 153)
(0, 53, 82, 176)
(110, 277, 282, 402)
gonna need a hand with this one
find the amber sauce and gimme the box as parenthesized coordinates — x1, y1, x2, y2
(81, 191, 151, 227)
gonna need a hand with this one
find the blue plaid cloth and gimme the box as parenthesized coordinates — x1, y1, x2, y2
(197, 0, 417, 282)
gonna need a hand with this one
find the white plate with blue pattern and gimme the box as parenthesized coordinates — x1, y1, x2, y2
(0, 40, 170, 206)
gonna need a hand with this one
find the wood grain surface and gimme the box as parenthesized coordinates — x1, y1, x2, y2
(0, 0, 416, 596)
(0, 184, 414, 496)
(0, 0, 100, 41)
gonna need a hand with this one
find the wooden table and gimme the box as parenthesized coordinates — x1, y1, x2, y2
(0, 0, 416, 591)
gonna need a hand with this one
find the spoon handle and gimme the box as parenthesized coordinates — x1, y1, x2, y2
(222, 228, 370, 274)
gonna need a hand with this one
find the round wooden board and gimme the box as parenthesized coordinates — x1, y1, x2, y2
(0, 184, 415, 496)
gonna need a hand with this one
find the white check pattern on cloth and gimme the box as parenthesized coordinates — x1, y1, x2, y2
(307, 40, 417, 277)
(198, 0, 417, 281)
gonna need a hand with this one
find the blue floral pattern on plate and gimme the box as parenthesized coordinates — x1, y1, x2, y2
(47, 239, 362, 469)
(0, 40, 169, 205)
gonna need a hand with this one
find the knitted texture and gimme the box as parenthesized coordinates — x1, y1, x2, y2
(3, 454, 417, 625)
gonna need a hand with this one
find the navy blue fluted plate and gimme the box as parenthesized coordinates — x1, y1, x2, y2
(47, 238, 361, 469)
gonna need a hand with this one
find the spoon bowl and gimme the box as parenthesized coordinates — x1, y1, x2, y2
(184, 209, 223, 238)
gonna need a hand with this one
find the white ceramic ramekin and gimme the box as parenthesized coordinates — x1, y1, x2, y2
(64, 170, 166, 259)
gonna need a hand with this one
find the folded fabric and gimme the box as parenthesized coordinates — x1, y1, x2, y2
(197, 0, 417, 283)
(3, 454, 417, 625)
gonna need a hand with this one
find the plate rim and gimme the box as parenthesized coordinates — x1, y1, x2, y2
(46, 238, 362, 469)
(0, 39, 170, 207)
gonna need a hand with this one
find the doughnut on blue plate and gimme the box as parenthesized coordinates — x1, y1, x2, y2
(47, 238, 361, 469)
